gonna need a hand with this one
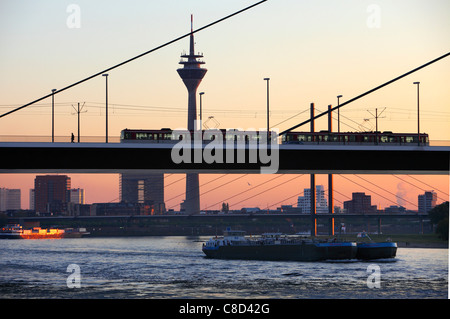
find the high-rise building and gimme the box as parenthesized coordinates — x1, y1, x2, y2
(297, 185, 328, 214)
(70, 188, 85, 205)
(34, 175, 71, 214)
(29, 189, 35, 210)
(344, 192, 377, 214)
(120, 173, 165, 214)
(0, 188, 21, 211)
(418, 191, 437, 213)
(177, 15, 207, 215)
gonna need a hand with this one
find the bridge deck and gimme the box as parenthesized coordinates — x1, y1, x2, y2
(0, 142, 448, 174)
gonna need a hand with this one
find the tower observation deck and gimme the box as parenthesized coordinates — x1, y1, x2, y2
(177, 14, 207, 131)
(177, 15, 207, 215)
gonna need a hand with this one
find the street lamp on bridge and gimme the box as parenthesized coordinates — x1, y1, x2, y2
(413, 81, 420, 146)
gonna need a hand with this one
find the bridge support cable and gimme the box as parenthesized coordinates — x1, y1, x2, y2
(0, 0, 267, 119)
(338, 174, 417, 209)
(405, 175, 449, 197)
(392, 175, 448, 202)
(203, 174, 286, 210)
(279, 51, 450, 136)
(229, 175, 305, 211)
(165, 174, 248, 210)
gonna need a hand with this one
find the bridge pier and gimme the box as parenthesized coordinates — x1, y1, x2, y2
(310, 103, 317, 237)
(327, 104, 334, 236)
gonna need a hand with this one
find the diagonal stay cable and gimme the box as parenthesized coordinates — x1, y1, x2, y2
(279, 51, 450, 136)
(392, 175, 448, 202)
(339, 174, 416, 208)
(203, 174, 285, 210)
(405, 175, 449, 196)
(231, 174, 304, 209)
(0, 0, 267, 119)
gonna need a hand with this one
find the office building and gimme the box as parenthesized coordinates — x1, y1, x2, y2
(418, 191, 437, 213)
(34, 175, 71, 214)
(297, 185, 328, 214)
(70, 188, 85, 204)
(343, 192, 377, 214)
(0, 188, 21, 211)
(120, 173, 165, 214)
(29, 189, 35, 210)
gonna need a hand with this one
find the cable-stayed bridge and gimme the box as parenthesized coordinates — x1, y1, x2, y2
(0, 141, 448, 174)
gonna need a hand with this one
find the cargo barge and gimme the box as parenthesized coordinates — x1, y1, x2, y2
(356, 242, 397, 260)
(202, 230, 357, 261)
(202, 229, 398, 261)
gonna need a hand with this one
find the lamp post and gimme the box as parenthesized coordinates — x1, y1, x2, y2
(102, 74, 109, 143)
(413, 82, 420, 146)
(51, 89, 56, 142)
(264, 78, 270, 139)
(337, 95, 342, 134)
(199, 92, 204, 130)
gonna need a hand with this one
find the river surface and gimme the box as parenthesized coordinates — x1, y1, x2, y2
(0, 236, 447, 299)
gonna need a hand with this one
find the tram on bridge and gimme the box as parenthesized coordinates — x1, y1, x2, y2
(120, 128, 429, 146)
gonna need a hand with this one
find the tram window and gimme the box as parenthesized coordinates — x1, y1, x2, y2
(364, 136, 369, 142)
(348, 135, 354, 142)
(380, 136, 388, 143)
(298, 135, 305, 142)
(136, 133, 148, 140)
(405, 136, 414, 143)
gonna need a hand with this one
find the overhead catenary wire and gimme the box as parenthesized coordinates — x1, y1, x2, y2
(0, 0, 267, 119)
(279, 51, 450, 136)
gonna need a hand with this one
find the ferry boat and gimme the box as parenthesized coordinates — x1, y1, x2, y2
(0, 224, 65, 239)
(202, 229, 357, 261)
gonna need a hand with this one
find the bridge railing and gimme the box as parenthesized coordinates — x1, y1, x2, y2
(0, 135, 449, 146)
(0, 135, 121, 143)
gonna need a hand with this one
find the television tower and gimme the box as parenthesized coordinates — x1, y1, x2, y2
(177, 15, 207, 214)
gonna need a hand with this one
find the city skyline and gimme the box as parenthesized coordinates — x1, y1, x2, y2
(1, 173, 447, 213)
(0, 1, 449, 212)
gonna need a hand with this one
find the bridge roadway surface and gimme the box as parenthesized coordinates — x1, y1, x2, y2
(0, 142, 449, 174)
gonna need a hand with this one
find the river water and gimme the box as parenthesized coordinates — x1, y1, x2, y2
(0, 236, 447, 299)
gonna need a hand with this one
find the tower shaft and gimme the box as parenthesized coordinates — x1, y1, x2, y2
(177, 15, 207, 214)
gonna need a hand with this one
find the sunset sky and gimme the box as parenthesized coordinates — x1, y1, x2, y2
(0, 0, 449, 211)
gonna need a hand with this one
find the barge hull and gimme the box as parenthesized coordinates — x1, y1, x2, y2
(203, 243, 356, 262)
(356, 243, 397, 260)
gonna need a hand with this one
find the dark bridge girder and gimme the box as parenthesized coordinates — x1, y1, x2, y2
(0, 142, 448, 174)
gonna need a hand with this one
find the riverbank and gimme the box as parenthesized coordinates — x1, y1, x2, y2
(6, 214, 447, 248)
